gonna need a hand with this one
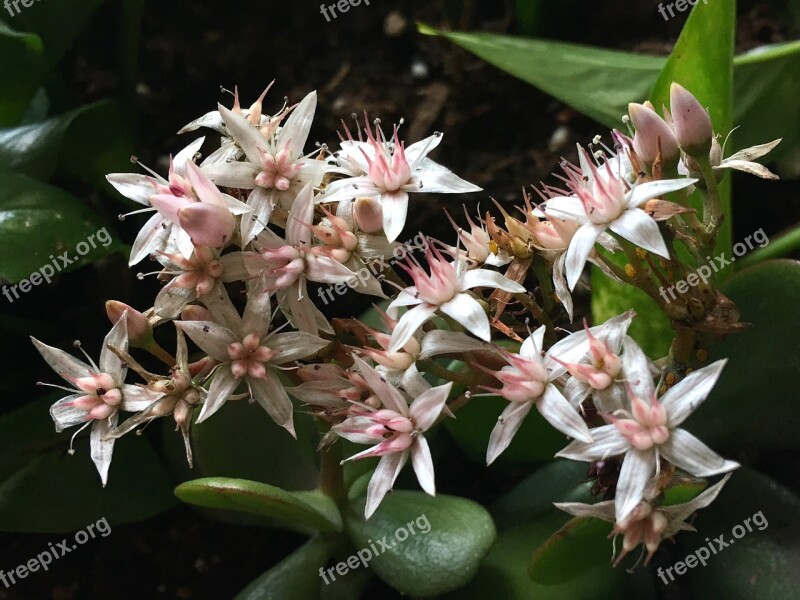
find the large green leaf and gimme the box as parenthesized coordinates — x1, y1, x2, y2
(0, 170, 123, 284)
(685, 259, 800, 450)
(418, 23, 665, 129)
(235, 537, 334, 600)
(5, 0, 107, 64)
(175, 478, 343, 534)
(0, 22, 45, 126)
(0, 102, 106, 180)
(445, 394, 566, 464)
(447, 459, 650, 598)
(0, 395, 177, 533)
(688, 468, 800, 599)
(345, 491, 496, 596)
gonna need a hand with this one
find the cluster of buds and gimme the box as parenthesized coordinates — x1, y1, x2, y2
(30, 83, 780, 570)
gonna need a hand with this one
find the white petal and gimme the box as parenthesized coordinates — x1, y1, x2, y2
(608, 208, 669, 258)
(537, 384, 593, 442)
(197, 367, 239, 423)
(267, 332, 328, 364)
(31, 338, 91, 382)
(218, 103, 269, 165)
(520, 325, 546, 361)
(352, 355, 409, 415)
(620, 336, 656, 400)
(725, 139, 781, 162)
(175, 321, 238, 362)
(283, 282, 320, 336)
(154, 285, 197, 320)
(660, 428, 740, 477)
(202, 161, 258, 189)
(419, 330, 488, 359)
(440, 293, 490, 341)
(540, 196, 588, 222)
(486, 401, 533, 465)
(242, 287, 273, 339)
(599, 310, 635, 353)
(382, 191, 409, 243)
(286, 184, 315, 246)
(386, 288, 422, 318)
(462, 269, 526, 293)
(100, 314, 128, 377)
(660, 359, 726, 427)
(49, 394, 91, 431)
(565, 223, 604, 290)
(173, 136, 206, 172)
(412, 170, 481, 194)
(305, 255, 357, 284)
(563, 377, 591, 409)
(249, 372, 296, 437)
(365, 451, 408, 518)
(660, 473, 732, 532)
(280, 91, 317, 157)
(129, 213, 170, 265)
(405, 134, 443, 166)
(120, 384, 163, 412)
(106, 173, 159, 205)
(387, 304, 437, 354)
(615, 448, 657, 522)
(627, 178, 697, 208)
(91, 415, 118, 487)
(717, 159, 779, 180)
(552, 253, 574, 321)
(409, 383, 452, 431)
(555, 424, 629, 461)
(554, 500, 615, 522)
(411, 437, 436, 495)
(241, 187, 275, 245)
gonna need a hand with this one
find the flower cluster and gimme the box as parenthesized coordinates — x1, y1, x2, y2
(32, 83, 779, 568)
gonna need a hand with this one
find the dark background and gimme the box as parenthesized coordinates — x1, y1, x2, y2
(1, 1, 798, 598)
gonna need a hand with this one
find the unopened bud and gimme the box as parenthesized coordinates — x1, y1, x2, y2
(670, 83, 714, 156)
(353, 197, 384, 234)
(628, 102, 680, 165)
(105, 301, 152, 346)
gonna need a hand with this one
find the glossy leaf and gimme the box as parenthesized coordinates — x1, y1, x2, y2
(686, 260, 800, 449)
(7, 0, 107, 64)
(0, 22, 45, 126)
(0, 395, 177, 533)
(445, 394, 566, 464)
(345, 491, 496, 597)
(0, 102, 104, 180)
(0, 171, 123, 283)
(418, 24, 665, 128)
(175, 478, 343, 534)
(235, 536, 333, 600)
(688, 468, 800, 599)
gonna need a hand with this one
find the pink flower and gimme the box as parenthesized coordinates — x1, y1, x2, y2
(334, 356, 453, 518)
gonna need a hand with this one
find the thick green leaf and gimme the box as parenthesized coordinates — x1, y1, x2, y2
(0, 395, 177, 533)
(168, 395, 319, 490)
(0, 170, 123, 283)
(0, 102, 105, 180)
(418, 24, 665, 129)
(174, 477, 343, 534)
(445, 394, 566, 464)
(735, 224, 800, 269)
(6, 0, 106, 64)
(490, 460, 592, 530)
(529, 516, 613, 584)
(235, 537, 333, 600)
(345, 491, 496, 596)
(527, 480, 707, 585)
(0, 22, 45, 126)
(685, 260, 800, 449)
(688, 468, 800, 599)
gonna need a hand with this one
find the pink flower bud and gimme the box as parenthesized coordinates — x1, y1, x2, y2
(628, 102, 680, 164)
(178, 203, 235, 248)
(669, 83, 713, 155)
(353, 197, 384, 233)
(105, 301, 152, 344)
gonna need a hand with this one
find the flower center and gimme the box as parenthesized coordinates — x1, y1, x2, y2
(227, 332, 275, 379)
